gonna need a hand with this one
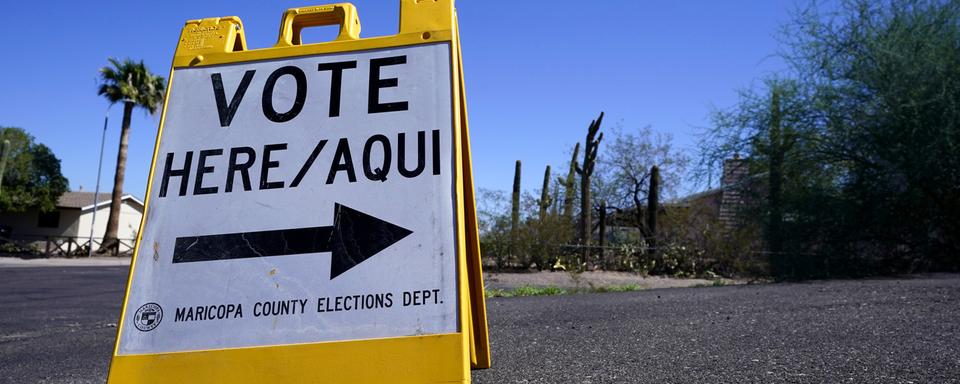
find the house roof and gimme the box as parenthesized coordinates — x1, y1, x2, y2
(667, 172, 767, 207)
(666, 187, 723, 207)
(57, 192, 144, 210)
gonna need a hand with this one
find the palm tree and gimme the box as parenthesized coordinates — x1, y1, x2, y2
(96, 58, 165, 254)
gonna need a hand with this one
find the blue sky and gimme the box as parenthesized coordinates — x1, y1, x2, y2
(0, 1, 792, 199)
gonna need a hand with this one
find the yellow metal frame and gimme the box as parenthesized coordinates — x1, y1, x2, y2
(107, 1, 489, 382)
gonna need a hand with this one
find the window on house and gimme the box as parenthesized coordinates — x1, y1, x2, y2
(38, 211, 60, 228)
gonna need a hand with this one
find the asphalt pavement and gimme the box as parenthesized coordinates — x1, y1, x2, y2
(1, 266, 958, 383)
(474, 274, 960, 383)
(0, 267, 127, 384)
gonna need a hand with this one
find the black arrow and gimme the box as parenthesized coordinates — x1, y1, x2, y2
(171, 203, 413, 279)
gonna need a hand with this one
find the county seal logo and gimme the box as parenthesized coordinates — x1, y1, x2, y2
(133, 303, 163, 332)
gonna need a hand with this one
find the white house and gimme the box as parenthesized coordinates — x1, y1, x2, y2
(0, 191, 144, 254)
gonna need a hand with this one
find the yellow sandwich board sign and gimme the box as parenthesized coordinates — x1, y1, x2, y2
(107, 1, 489, 382)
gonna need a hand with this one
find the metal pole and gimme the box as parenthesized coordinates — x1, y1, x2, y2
(88, 106, 111, 257)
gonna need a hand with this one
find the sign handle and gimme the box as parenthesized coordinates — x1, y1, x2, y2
(276, 4, 361, 47)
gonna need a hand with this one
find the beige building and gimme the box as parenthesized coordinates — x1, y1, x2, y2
(0, 191, 144, 254)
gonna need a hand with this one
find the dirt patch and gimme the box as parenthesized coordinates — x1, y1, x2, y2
(483, 270, 739, 291)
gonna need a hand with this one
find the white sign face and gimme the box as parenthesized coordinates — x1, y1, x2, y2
(118, 43, 457, 354)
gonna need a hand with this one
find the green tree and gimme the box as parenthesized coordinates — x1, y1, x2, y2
(477, 188, 514, 269)
(700, 0, 960, 277)
(597, 126, 688, 233)
(787, 0, 960, 271)
(0, 127, 69, 213)
(701, 79, 838, 278)
(594, 125, 688, 273)
(97, 58, 165, 253)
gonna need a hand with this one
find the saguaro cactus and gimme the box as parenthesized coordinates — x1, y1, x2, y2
(576, 112, 604, 265)
(646, 165, 660, 256)
(511, 160, 521, 260)
(561, 143, 580, 224)
(550, 181, 560, 217)
(539, 165, 552, 222)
